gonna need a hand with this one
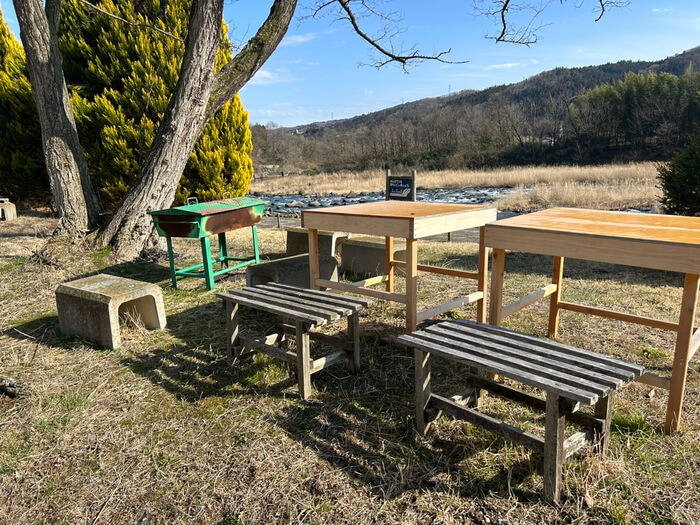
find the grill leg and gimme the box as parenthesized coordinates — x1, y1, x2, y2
(200, 236, 215, 290)
(252, 225, 260, 264)
(219, 232, 229, 268)
(166, 237, 177, 289)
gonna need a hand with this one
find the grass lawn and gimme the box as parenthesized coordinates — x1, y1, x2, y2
(1, 211, 698, 524)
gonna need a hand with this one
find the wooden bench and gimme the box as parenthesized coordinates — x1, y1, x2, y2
(397, 320, 644, 502)
(218, 283, 371, 400)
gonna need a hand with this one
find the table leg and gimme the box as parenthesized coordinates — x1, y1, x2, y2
(489, 248, 506, 326)
(665, 273, 699, 434)
(200, 236, 215, 290)
(548, 256, 564, 338)
(385, 236, 395, 293)
(218, 232, 229, 268)
(251, 225, 260, 263)
(166, 237, 178, 289)
(414, 348, 432, 435)
(476, 226, 489, 323)
(406, 239, 418, 334)
(307, 228, 320, 290)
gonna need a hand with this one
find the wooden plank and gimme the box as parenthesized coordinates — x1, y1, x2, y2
(501, 284, 558, 319)
(594, 392, 613, 455)
(563, 430, 593, 459)
(416, 292, 483, 323)
(296, 321, 312, 400)
(353, 275, 389, 288)
(412, 205, 498, 239)
(238, 335, 297, 365)
(232, 288, 341, 322)
(419, 326, 618, 395)
(348, 312, 360, 372)
(267, 282, 372, 308)
(256, 284, 356, 314)
(311, 350, 347, 374)
(398, 333, 598, 404)
(430, 394, 544, 453)
(247, 286, 351, 317)
(453, 320, 644, 377)
(391, 260, 480, 280)
(406, 239, 418, 333)
(415, 348, 432, 435)
(690, 327, 700, 361)
(430, 323, 632, 386)
(218, 292, 324, 326)
(385, 236, 395, 293)
(558, 301, 679, 332)
(280, 324, 352, 351)
(548, 257, 564, 339)
(308, 228, 320, 290)
(543, 392, 566, 503)
(316, 279, 407, 303)
(635, 372, 671, 390)
(303, 212, 411, 238)
(665, 273, 699, 434)
(489, 248, 506, 326)
(477, 226, 488, 324)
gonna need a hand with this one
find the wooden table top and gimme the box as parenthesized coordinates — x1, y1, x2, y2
(302, 201, 497, 239)
(485, 207, 700, 274)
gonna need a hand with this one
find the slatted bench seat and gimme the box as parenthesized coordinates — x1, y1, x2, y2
(398, 319, 644, 502)
(217, 282, 371, 400)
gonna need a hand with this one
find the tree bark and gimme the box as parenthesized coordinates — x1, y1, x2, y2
(13, 0, 101, 233)
(98, 0, 298, 259)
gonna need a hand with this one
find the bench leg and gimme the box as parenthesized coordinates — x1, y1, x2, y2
(348, 312, 360, 373)
(225, 301, 240, 363)
(543, 392, 566, 503)
(594, 391, 614, 456)
(296, 321, 312, 400)
(415, 348, 432, 435)
(548, 256, 564, 339)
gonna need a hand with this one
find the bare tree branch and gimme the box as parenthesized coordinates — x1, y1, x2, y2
(74, 0, 185, 43)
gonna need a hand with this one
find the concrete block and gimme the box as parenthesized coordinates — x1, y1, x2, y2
(285, 227, 351, 257)
(56, 274, 166, 349)
(0, 198, 17, 221)
(246, 254, 338, 288)
(340, 236, 406, 278)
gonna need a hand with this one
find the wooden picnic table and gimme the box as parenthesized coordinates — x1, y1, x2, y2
(484, 207, 700, 434)
(301, 201, 497, 333)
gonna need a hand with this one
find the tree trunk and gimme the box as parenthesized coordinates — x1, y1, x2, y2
(98, 0, 298, 259)
(13, 0, 101, 233)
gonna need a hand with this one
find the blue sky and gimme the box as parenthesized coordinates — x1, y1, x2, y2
(2, 1, 699, 127)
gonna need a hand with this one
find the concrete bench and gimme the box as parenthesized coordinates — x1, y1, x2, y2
(218, 283, 371, 399)
(340, 236, 406, 277)
(0, 198, 17, 221)
(286, 227, 351, 257)
(245, 253, 338, 288)
(56, 274, 166, 349)
(398, 320, 644, 503)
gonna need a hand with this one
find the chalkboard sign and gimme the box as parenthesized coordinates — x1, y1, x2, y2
(386, 169, 416, 201)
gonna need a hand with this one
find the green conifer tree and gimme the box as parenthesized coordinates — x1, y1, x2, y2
(0, 8, 47, 200)
(58, 0, 252, 207)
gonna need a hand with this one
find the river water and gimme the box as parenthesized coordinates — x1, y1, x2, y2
(252, 187, 516, 216)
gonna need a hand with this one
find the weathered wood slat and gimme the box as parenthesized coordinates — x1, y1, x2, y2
(399, 333, 598, 404)
(391, 260, 480, 280)
(636, 372, 671, 390)
(280, 323, 353, 351)
(316, 278, 407, 303)
(232, 288, 342, 321)
(239, 335, 298, 365)
(218, 292, 324, 325)
(430, 394, 544, 453)
(416, 292, 483, 323)
(352, 275, 389, 288)
(558, 301, 680, 333)
(311, 350, 347, 373)
(255, 285, 354, 316)
(260, 283, 371, 310)
(409, 329, 611, 401)
(501, 284, 558, 319)
(563, 430, 593, 459)
(427, 324, 626, 389)
(454, 320, 644, 377)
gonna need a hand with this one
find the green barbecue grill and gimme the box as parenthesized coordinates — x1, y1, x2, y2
(149, 195, 268, 290)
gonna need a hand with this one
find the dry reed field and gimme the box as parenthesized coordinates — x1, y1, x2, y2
(251, 163, 661, 212)
(1, 192, 699, 524)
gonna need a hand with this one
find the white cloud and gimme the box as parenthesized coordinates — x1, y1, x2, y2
(249, 69, 297, 86)
(485, 62, 523, 70)
(652, 8, 673, 13)
(281, 33, 319, 46)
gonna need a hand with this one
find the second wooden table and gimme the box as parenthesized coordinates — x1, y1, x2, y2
(301, 201, 497, 333)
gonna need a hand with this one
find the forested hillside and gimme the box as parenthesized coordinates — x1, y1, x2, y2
(251, 47, 700, 175)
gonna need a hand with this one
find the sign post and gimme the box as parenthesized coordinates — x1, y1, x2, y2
(386, 169, 417, 201)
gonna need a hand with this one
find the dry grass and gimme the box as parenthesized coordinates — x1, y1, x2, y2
(1, 212, 699, 524)
(251, 163, 661, 211)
